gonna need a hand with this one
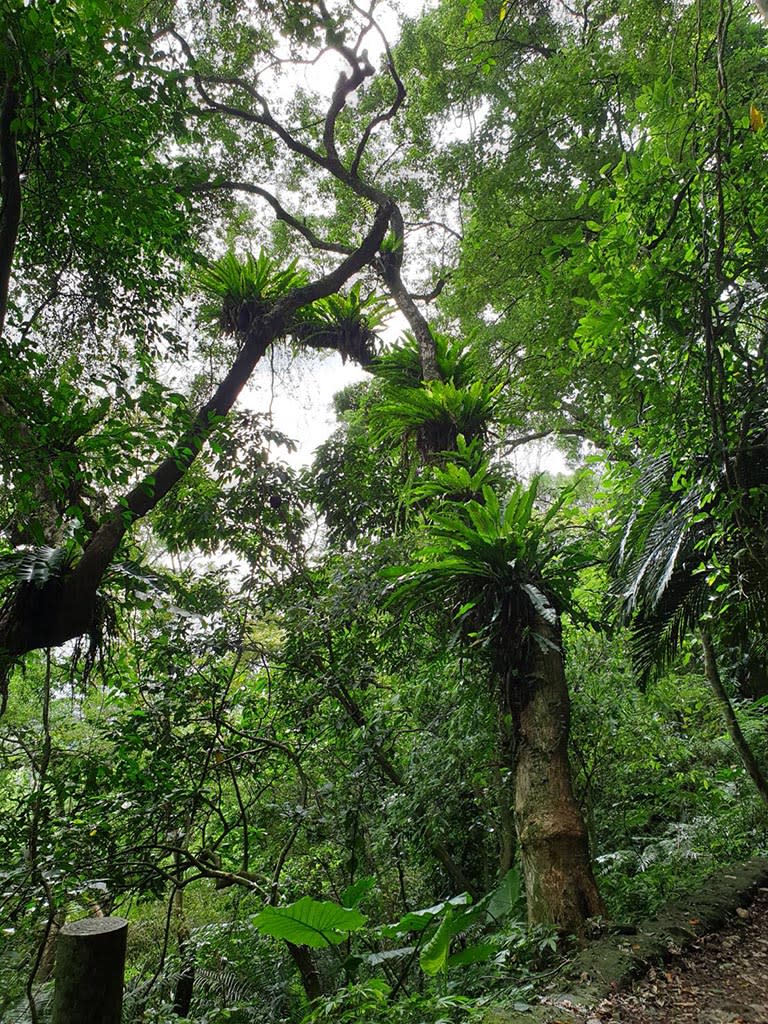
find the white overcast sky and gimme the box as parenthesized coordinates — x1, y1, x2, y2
(238, 0, 566, 477)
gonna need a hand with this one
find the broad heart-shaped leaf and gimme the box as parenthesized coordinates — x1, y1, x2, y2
(375, 893, 472, 939)
(485, 867, 523, 923)
(419, 907, 454, 976)
(447, 942, 497, 967)
(252, 897, 366, 948)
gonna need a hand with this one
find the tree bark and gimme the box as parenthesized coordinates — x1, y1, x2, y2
(701, 628, 768, 808)
(286, 941, 323, 1003)
(379, 257, 441, 383)
(507, 613, 604, 933)
(50, 917, 128, 1024)
(495, 706, 517, 877)
(171, 859, 195, 1018)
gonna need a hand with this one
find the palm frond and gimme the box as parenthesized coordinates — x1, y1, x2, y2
(609, 456, 715, 680)
(369, 378, 500, 450)
(292, 283, 393, 364)
(384, 473, 583, 632)
(370, 332, 484, 389)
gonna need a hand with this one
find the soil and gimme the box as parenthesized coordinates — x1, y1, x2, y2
(586, 888, 768, 1024)
(486, 861, 768, 1024)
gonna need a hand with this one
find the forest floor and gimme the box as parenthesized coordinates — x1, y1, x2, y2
(491, 862, 768, 1024)
(585, 887, 768, 1024)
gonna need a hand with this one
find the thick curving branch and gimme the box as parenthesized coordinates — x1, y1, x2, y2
(186, 179, 353, 254)
(0, 205, 390, 683)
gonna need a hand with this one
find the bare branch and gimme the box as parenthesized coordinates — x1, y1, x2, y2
(500, 427, 589, 453)
(406, 219, 463, 242)
(349, 2, 406, 177)
(323, 51, 375, 167)
(187, 179, 353, 254)
(409, 276, 449, 303)
(163, 27, 388, 208)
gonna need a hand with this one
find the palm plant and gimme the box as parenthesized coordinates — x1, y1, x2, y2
(369, 334, 501, 455)
(611, 456, 768, 807)
(371, 332, 482, 390)
(293, 283, 392, 365)
(611, 456, 711, 680)
(385, 470, 604, 932)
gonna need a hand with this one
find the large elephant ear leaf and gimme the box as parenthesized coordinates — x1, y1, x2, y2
(341, 875, 376, 908)
(419, 907, 454, 976)
(485, 866, 523, 923)
(252, 896, 367, 948)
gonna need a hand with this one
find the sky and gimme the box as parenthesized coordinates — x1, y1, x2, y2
(243, 348, 368, 466)
(237, 0, 568, 478)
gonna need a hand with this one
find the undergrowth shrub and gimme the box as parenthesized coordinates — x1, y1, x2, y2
(568, 627, 768, 919)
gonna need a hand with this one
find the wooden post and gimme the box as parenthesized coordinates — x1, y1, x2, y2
(50, 917, 128, 1024)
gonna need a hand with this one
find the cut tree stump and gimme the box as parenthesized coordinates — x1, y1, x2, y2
(50, 916, 128, 1024)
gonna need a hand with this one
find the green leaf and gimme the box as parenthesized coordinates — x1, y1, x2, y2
(362, 946, 416, 965)
(341, 876, 376, 908)
(376, 894, 472, 939)
(252, 897, 366, 948)
(447, 942, 496, 967)
(486, 867, 523, 922)
(419, 907, 454, 975)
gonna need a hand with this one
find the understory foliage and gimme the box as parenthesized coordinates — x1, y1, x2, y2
(2, 0, 768, 1022)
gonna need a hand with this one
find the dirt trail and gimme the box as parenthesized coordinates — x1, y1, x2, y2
(588, 888, 768, 1024)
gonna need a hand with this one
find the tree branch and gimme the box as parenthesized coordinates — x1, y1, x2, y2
(186, 179, 353, 254)
(0, 78, 21, 340)
(410, 276, 449, 303)
(500, 427, 589, 453)
(0, 205, 390, 672)
(349, 1, 406, 177)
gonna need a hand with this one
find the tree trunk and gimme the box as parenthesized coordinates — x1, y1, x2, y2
(507, 612, 604, 934)
(33, 909, 65, 983)
(286, 941, 323, 1003)
(495, 707, 517, 878)
(0, 78, 21, 340)
(50, 917, 128, 1024)
(172, 871, 195, 1018)
(701, 628, 768, 808)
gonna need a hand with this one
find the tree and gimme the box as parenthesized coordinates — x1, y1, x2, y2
(550, 0, 768, 806)
(611, 456, 768, 809)
(0, 0, 405, 704)
(387, 465, 604, 932)
(391, 0, 691, 451)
